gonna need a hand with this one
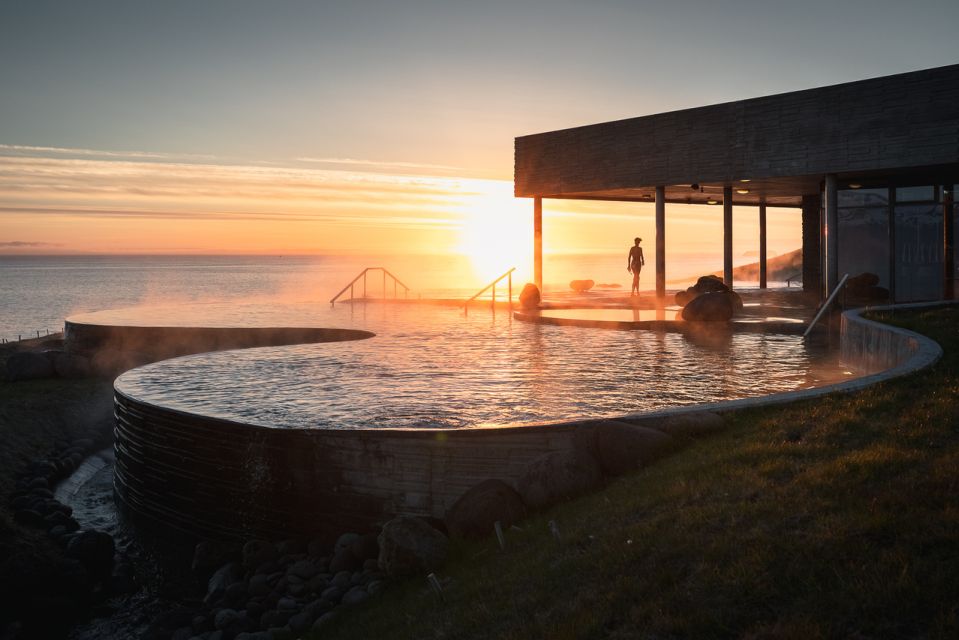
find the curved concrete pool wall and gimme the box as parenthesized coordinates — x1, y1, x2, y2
(112, 303, 946, 544)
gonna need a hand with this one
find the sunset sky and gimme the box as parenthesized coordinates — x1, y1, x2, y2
(2, 1, 957, 268)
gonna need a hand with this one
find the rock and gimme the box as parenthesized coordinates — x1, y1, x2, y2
(350, 532, 380, 562)
(192, 541, 237, 577)
(311, 611, 338, 631)
(516, 450, 603, 510)
(243, 540, 277, 572)
(675, 290, 694, 306)
(328, 547, 360, 573)
(6, 351, 55, 381)
(330, 570, 351, 587)
(594, 421, 680, 476)
(287, 558, 318, 580)
(320, 585, 344, 603)
(14, 508, 46, 527)
(341, 586, 369, 606)
(681, 291, 734, 321)
(206, 562, 242, 604)
(249, 574, 271, 597)
(518, 283, 541, 310)
(569, 279, 594, 292)
(276, 539, 305, 556)
(367, 580, 385, 596)
(334, 532, 359, 555)
(260, 609, 293, 630)
(53, 352, 92, 378)
(224, 581, 248, 607)
(214, 609, 239, 630)
(276, 596, 297, 611)
(306, 539, 326, 559)
(445, 479, 528, 538)
(287, 610, 314, 633)
(377, 516, 448, 577)
(65, 530, 114, 580)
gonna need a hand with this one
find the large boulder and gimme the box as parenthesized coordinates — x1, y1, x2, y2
(515, 450, 603, 510)
(377, 516, 448, 577)
(518, 283, 541, 310)
(6, 351, 56, 381)
(445, 479, 528, 539)
(675, 274, 731, 307)
(681, 291, 734, 321)
(569, 279, 594, 292)
(594, 422, 681, 476)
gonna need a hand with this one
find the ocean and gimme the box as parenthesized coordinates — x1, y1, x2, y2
(0, 252, 751, 342)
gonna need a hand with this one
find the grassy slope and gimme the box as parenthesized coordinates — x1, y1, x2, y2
(319, 306, 959, 640)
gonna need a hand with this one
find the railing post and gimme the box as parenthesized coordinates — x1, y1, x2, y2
(382, 270, 386, 299)
(350, 283, 354, 301)
(394, 279, 397, 298)
(363, 270, 367, 299)
(508, 272, 512, 305)
(492, 282, 496, 309)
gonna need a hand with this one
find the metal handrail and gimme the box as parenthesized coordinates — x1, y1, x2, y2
(803, 273, 849, 338)
(330, 267, 410, 306)
(464, 267, 515, 314)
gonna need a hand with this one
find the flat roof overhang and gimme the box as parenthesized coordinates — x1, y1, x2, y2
(515, 64, 959, 205)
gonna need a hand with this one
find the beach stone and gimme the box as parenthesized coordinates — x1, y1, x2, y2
(516, 450, 603, 510)
(206, 562, 242, 604)
(377, 516, 448, 577)
(569, 279, 594, 292)
(334, 532, 359, 554)
(260, 609, 293, 629)
(341, 586, 369, 606)
(519, 283, 541, 310)
(267, 627, 295, 640)
(243, 540, 277, 572)
(312, 611, 338, 631)
(6, 351, 55, 381)
(329, 547, 360, 573)
(445, 479, 528, 538)
(192, 541, 236, 577)
(288, 610, 314, 633)
(682, 291, 734, 321)
(276, 596, 297, 611)
(287, 558, 318, 580)
(214, 609, 239, 630)
(594, 421, 680, 476)
(330, 570, 351, 587)
(249, 574, 271, 597)
(320, 585, 344, 603)
(367, 579, 385, 596)
(276, 539, 305, 556)
(351, 532, 380, 561)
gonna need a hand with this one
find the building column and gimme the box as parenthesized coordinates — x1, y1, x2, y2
(945, 186, 955, 300)
(723, 185, 733, 288)
(824, 174, 839, 296)
(533, 196, 543, 292)
(801, 194, 822, 300)
(655, 185, 665, 298)
(759, 199, 767, 289)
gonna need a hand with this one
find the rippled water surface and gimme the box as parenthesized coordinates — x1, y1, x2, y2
(113, 302, 852, 429)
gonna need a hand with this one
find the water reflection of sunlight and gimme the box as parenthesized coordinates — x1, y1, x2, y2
(455, 181, 532, 284)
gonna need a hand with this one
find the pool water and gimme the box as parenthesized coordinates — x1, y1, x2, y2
(111, 301, 853, 430)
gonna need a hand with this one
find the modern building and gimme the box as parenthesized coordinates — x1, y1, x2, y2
(514, 64, 959, 303)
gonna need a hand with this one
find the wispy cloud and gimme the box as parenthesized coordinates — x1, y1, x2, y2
(0, 144, 217, 162)
(296, 156, 463, 173)
(0, 240, 62, 247)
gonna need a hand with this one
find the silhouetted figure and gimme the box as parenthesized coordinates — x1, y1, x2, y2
(627, 237, 645, 295)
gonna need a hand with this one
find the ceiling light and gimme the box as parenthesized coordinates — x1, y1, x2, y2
(739, 179, 751, 183)
(736, 188, 750, 194)
(706, 199, 718, 205)
(848, 183, 862, 189)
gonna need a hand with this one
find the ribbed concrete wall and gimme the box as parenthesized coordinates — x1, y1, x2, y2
(515, 64, 959, 197)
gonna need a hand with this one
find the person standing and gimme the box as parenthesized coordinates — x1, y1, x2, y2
(627, 237, 645, 295)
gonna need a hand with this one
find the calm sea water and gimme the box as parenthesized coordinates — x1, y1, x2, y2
(0, 253, 746, 342)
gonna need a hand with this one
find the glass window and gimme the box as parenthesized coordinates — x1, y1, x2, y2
(895, 185, 937, 203)
(838, 206, 890, 288)
(839, 188, 888, 207)
(895, 203, 943, 302)
(953, 185, 958, 299)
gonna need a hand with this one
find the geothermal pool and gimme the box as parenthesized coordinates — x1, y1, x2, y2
(96, 301, 854, 430)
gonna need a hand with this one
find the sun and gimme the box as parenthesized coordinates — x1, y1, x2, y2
(454, 180, 532, 285)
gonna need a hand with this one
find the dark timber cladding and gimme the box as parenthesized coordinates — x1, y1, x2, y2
(515, 64, 959, 299)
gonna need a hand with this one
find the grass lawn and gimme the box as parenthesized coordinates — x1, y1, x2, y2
(317, 306, 959, 640)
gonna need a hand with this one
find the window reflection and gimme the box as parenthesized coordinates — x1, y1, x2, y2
(895, 202, 943, 301)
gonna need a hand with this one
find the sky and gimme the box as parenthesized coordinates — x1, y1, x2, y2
(1, 0, 957, 270)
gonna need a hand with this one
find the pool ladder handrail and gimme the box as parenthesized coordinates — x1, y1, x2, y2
(464, 267, 515, 315)
(330, 267, 410, 306)
(803, 273, 849, 338)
